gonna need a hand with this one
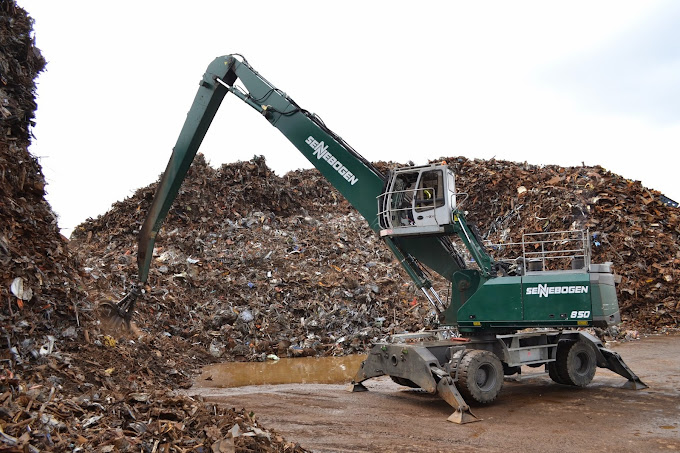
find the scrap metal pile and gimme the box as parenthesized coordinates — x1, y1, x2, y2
(1, 3, 305, 452)
(71, 151, 680, 367)
(71, 155, 431, 362)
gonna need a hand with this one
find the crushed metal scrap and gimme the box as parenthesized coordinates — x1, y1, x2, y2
(0, 3, 305, 452)
(73, 155, 431, 362)
(73, 154, 679, 362)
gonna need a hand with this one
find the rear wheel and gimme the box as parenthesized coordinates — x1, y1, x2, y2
(547, 361, 569, 384)
(457, 350, 504, 404)
(548, 340, 570, 384)
(556, 340, 597, 387)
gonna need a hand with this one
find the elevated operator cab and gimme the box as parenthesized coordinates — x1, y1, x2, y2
(378, 164, 460, 237)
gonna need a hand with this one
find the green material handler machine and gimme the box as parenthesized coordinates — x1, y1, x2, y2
(107, 55, 646, 424)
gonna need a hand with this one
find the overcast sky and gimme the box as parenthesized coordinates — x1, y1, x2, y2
(21, 1, 680, 236)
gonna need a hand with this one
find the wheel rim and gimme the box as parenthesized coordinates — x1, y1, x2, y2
(574, 352, 590, 376)
(476, 364, 496, 391)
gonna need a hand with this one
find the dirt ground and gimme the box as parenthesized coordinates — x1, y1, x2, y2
(190, 334, 680, 453)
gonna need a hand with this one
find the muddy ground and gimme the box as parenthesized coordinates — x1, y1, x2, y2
(191, 334, 680, 453)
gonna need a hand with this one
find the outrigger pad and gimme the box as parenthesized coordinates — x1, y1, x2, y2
(622, 379, 648, 390)
(348, 382, 369, 392)
(436, 377, 480, 424)
(448, 409, 480, 425)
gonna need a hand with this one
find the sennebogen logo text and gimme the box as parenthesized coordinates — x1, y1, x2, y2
(526, 284, 588, 298)
(306, 136, 359, 185)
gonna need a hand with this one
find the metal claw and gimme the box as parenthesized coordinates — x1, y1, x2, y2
(101, 284, 141, 328)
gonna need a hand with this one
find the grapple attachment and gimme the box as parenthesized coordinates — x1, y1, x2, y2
(100, 283, 141, 328)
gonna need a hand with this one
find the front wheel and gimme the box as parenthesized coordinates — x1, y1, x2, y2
(457, 350, 504, 404)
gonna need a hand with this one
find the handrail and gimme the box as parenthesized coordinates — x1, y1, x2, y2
(487, 229, 590, 272)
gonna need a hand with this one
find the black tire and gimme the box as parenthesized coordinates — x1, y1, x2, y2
(457, 350, 504, 404)
(390, 376, 420, 388)
(556, 340, 597, 387)
(547, 361, 569, 385)
(548, 340, 571, 384)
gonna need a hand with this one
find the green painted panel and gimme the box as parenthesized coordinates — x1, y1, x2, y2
(457, 276, 523, 324)
(591, 280, 619, 321)
(522, 272, 591, 323)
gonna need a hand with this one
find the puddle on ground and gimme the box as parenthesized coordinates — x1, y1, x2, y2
(197, 354, 367, 388)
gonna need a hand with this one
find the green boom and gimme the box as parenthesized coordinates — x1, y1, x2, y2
(136, 56, 469, 300)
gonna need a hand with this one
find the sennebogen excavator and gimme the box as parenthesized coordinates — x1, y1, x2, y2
(106, 54, 646, 424)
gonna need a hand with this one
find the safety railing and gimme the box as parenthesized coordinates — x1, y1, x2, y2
(487, 229, 590, 273)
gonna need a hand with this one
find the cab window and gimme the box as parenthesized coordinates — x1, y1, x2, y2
(415, 170, 444, 212)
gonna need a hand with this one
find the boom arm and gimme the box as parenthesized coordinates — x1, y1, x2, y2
(137, 55, 388, 282)
(128, 55, 472, 320)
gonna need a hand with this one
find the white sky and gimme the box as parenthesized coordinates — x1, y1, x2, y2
(20, 1, 680, 236)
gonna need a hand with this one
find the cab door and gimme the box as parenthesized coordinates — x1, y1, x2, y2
(413, 169, 449, 227)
